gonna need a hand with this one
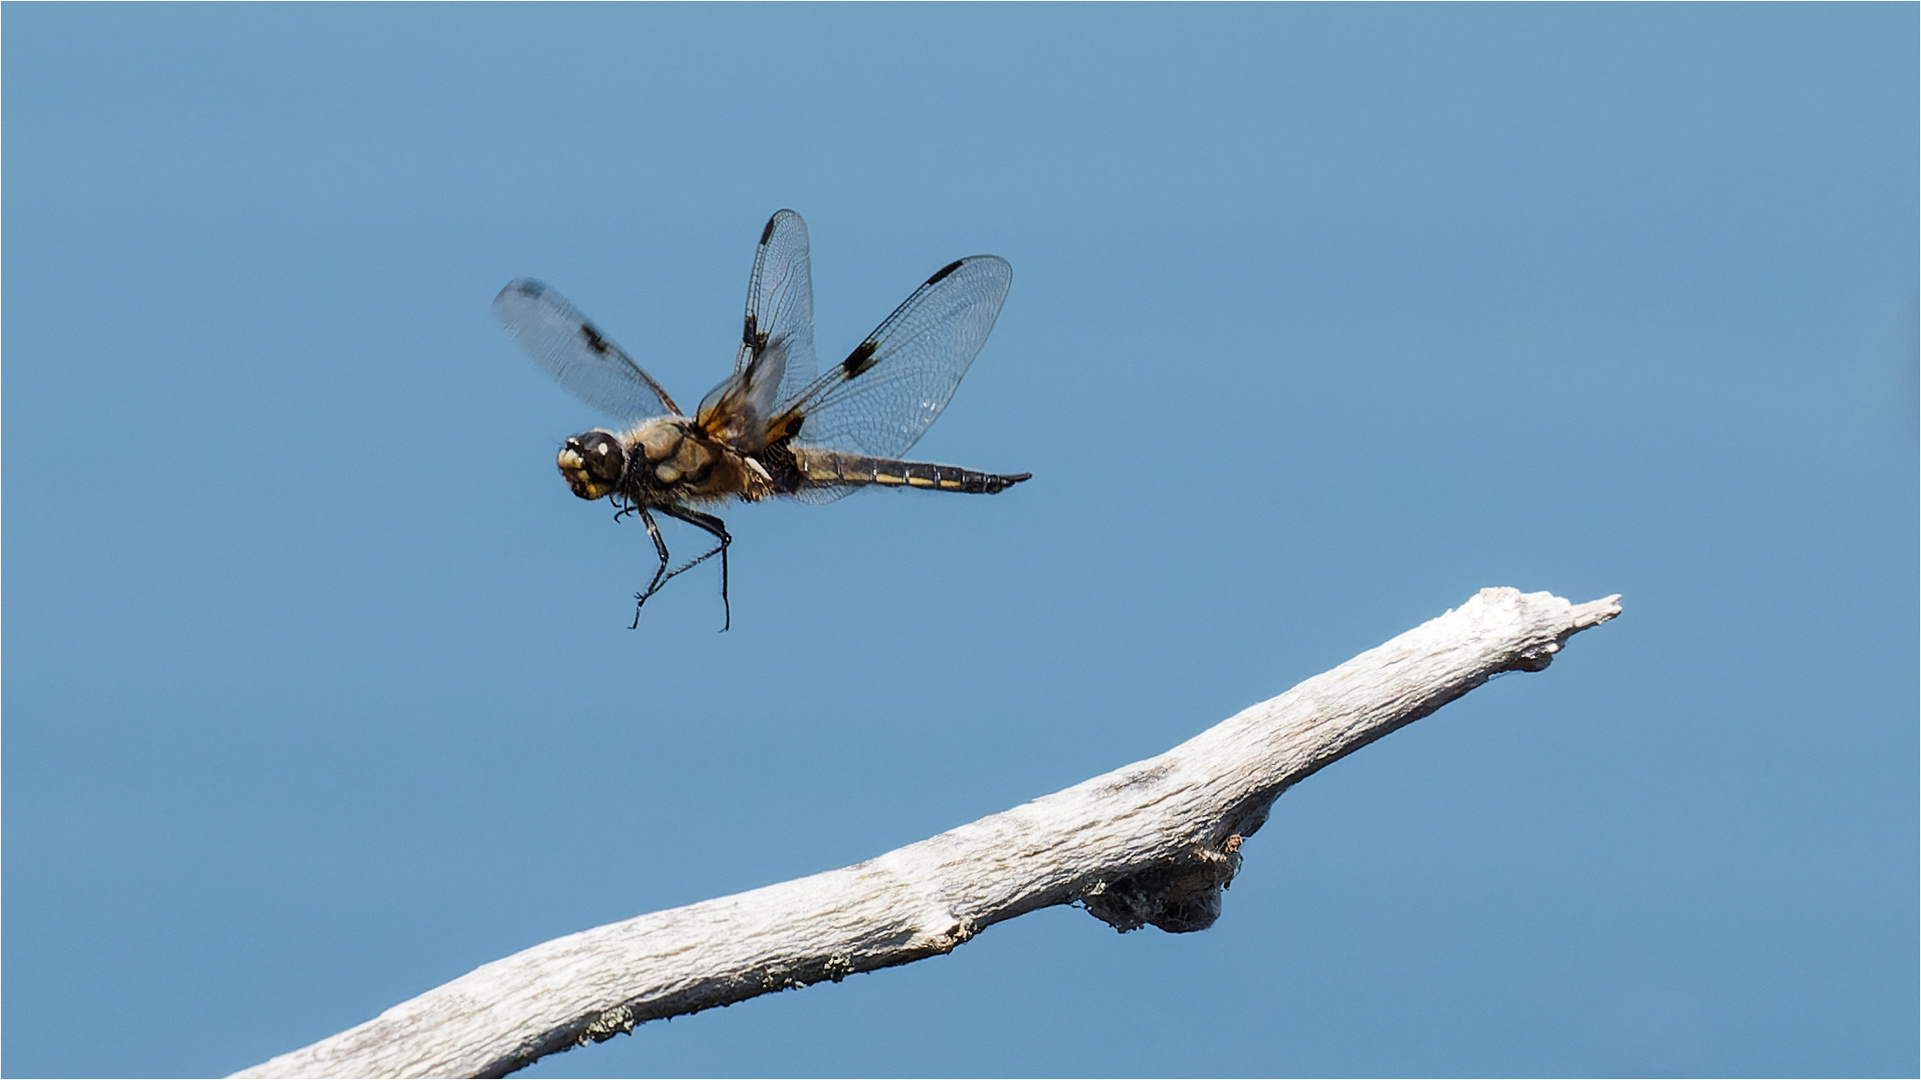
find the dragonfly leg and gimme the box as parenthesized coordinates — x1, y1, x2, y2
(656, 505, 733, 632)
(629, 506, 675, 630)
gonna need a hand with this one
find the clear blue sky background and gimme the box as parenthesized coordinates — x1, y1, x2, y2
(5, 6, 1914, 1078)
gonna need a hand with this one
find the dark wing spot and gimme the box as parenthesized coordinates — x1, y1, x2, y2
(761, 215, 779, 244)
(840, 339, 880, 377)
(925, 259, 964, 286)
(764, 410, 805, 444)
(581, 324, 611, 355)
(743, 313, 759, 348)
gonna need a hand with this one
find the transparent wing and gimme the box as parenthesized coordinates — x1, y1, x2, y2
(697, 210, 819, 450)
(779, 254, 1011, 461)
(738, 209, 817, 411)
(493, 278, 679, 422)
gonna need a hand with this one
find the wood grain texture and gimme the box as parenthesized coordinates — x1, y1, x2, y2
(234, 587, 1621, 1079)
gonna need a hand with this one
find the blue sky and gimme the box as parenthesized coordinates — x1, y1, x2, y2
(4, 6, 1914, 1077)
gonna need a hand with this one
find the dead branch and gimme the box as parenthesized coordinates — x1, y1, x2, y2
(234, 587, 1621, 1079)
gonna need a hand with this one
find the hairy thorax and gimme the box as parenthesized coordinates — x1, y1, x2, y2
(557, 417, 775, 507)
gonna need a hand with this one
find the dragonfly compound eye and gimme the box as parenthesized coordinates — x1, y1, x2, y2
(557, 431, 626, 500)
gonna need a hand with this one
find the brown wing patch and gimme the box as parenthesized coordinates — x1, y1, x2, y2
(765, 410, 804, 444)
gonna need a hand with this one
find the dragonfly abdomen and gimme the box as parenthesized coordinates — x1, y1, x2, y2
(793, 450, 1029, 494)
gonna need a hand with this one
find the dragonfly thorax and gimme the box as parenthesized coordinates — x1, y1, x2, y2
(559, 418, 746, 505)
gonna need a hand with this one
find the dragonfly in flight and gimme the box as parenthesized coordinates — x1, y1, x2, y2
(493, 210, 1029, 630)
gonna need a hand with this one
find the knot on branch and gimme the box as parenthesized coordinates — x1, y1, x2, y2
(577, 1004, 637, 1046)
(930, 917, 978, 952)
(1082, 835, 1244, 934)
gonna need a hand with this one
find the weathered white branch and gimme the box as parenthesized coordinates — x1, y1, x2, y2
(235, 587, 1621, 1079)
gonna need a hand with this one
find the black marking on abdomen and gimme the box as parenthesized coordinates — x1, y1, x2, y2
(805, 453, 1030, 494)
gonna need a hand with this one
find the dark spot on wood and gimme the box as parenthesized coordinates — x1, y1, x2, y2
(581, 324, 611, 355)
(1095, 760, 1172, 796)
(925, 259, 964, 286)
(840, 340, 880, 377)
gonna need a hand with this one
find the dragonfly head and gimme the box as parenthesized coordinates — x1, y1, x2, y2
(557, 430, 626, 500)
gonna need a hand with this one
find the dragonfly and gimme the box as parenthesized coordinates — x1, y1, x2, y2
(493, 210, 1029, 631)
